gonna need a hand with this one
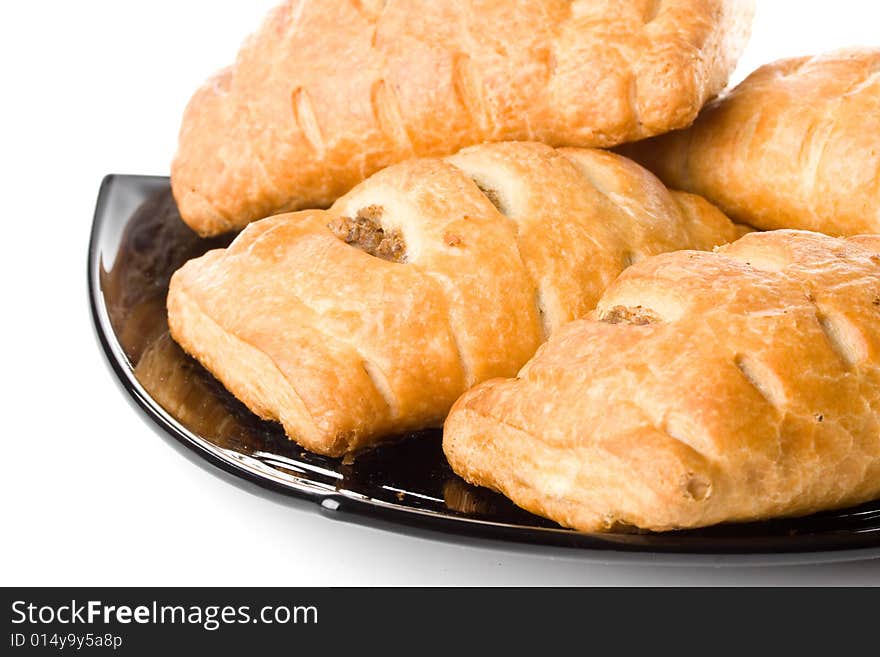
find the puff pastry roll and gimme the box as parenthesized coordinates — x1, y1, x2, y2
(621, 49, 880, 236)
(444, 230, 880, 532)
(168, 142, 744, 456)
(172, 0, 754, 236)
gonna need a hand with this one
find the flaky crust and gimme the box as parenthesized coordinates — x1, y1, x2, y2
(621, 49, 880, 236)
(168, 142, 743, 455)
(444, 231, 880, 532)
(171, 0, 754, 236)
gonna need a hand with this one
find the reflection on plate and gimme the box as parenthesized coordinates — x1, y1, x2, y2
(89, 175, 880, 561)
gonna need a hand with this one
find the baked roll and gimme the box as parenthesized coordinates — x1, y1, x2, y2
(167, 142, 744, 456)
(621, 49, 880, 236)
(172, 0, 754, 236)
(444, 230, 880, 532)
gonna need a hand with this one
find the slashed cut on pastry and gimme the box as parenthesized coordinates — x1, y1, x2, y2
(167, 142, 745, 456)
(621, 49, 880, 236)
(444, 230, 880, 532)
(172, 0, 755, 236)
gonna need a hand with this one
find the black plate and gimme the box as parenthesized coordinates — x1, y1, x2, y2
(89, 174, 880, 564)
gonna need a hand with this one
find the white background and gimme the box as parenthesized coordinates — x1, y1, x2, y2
(2, 1, 879, 586)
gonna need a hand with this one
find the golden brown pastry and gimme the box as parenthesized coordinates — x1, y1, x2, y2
(620, 49, 880, 236)
(172, 0, 755, 236)
(444, 230, 880, 532)
(168, 141, 744, 456)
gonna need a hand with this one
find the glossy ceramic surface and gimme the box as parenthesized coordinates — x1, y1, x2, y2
(89, 175, 880, 563)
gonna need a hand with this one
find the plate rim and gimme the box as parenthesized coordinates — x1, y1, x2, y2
(87, 173, 880, 565)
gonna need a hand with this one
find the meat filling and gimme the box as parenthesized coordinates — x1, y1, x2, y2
(327, 205, 406, 263)
(475, 182, 504, 214)
(600, 305, 662, 325)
